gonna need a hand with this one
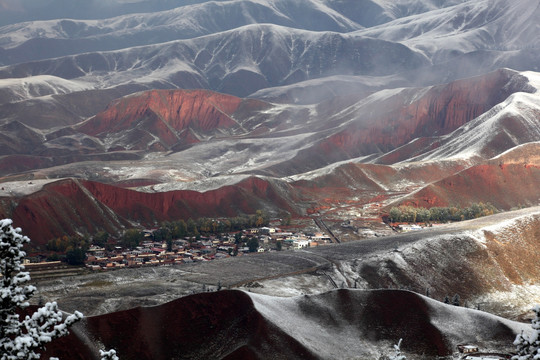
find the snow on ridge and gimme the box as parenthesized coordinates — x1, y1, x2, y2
(249, 73, 404, 99)
(286, 155, 373, 182)
(0, 75, 93, 101)
(522, 71, 540, 92)
(356, 0, 539, 58)
(0, 179, 60, 197)
(480, 209, 540, 239)
(0, 0, 361, 51)
(139, 174, 252, 193)
(489, 141, 540, 161)
(247, 290, 384, 359)
(371, 0, 469, 20)
(408, 89, 540, 162)
(424, 291, 532, 342)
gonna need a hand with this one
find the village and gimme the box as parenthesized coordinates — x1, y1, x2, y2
(82, 226, 333, 271)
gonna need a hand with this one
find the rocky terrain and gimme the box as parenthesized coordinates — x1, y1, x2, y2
(1, 0, 540, 357)
(23, 207, 540, 358)
(38, 289, 531, 359)
(33, 207, 540, 321)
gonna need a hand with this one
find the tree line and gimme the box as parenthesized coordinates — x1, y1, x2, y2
(45, 210, 271, 257)
(150, 210, 270, 242)
(388, 203, 497, 223)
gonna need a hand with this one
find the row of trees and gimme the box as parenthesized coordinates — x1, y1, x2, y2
(388, 203, 498, 223)
(46, 235, 89, 265)
(44, 210, 272, 258)
(157, 211, 270, 239)
(115, 210, 272, 251)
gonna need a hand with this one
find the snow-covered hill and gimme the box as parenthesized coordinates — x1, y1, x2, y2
(0, 23, 428, 98)
(2, 0, 540, 357)
(0, 0, 363, 65)
(36, 288, 530, 359)
(405, 71, 540, 162)
(0, 75, 92, 103)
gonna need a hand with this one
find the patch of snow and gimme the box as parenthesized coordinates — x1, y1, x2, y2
(286, 155, 372, 182)
(0, 179, 60, 196)
(0, 75, 93, 102)
(523, 71, 540, 92)
(472, 284, 540, 320)
(140, 174, 252, 193)
(406, 88, 540, 162)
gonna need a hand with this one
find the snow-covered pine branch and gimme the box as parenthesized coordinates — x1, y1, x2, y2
(100, 349, 119, 360)
(0, 218, 83, 360)
(512, 305, 540, 360)
(389, 338, 407, 360)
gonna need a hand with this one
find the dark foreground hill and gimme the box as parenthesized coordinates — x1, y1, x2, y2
(41, 289, 527, 359)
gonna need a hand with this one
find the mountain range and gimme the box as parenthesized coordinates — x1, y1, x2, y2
(1, 0, 540, 357)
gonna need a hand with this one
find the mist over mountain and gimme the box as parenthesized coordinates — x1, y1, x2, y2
(1, 0, 540, 357)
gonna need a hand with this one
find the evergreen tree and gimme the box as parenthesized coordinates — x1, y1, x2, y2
(247, 237, 259, 252)
(512, 305, 540, 359)
(0, 219, 83, 360)
(65, 247, 86, 265)
(92, 231, 109, 248)
(121, 229, 143, 249)
(452, 294, 461, 306)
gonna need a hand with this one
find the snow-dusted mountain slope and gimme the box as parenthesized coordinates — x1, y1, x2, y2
(37, 288, 530, 359)
(0, 0, 209, 27)
(404, 71, 540, 162)
(0, 23, 428, 97)
(250, 289, 527, 358)
(0, 75, 92, 103)
(0, 0, 537, 106)
(0, 0, 471, 58)
(0, 0, 363, 65)
(358, 0, 540, 59)
(368, 0, 468, 19)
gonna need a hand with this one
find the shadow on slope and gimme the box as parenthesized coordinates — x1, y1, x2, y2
(41, 289, 525, 359)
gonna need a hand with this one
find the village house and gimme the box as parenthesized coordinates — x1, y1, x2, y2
(82, 224, 334, 272)
(258, 227, 276, 235)
(87, 245, 105, 258)
(292, 239, 310, 249)
(398, 224, 423, 232)
(458, 345, 479, 354)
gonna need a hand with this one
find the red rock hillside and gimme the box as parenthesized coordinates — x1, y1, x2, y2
(396, 143, 540, 210)
(317, 69, 534, 161)
(80, 177, 298, 225)
(76, 89, 269, 150)
(0, 179, 130, 245)
(0, 176, 300, 246)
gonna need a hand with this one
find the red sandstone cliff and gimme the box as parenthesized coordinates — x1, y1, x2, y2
(0, 179, 129, 244)
(81, 176, 298, 223)
(77, 89, 269, 150)
(317, 69, 533, 161)
(395, 143, 540, 210)
(0, 176, 298, 245)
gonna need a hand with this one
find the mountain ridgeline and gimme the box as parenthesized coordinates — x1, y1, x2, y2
(1, 1, 540, 357)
